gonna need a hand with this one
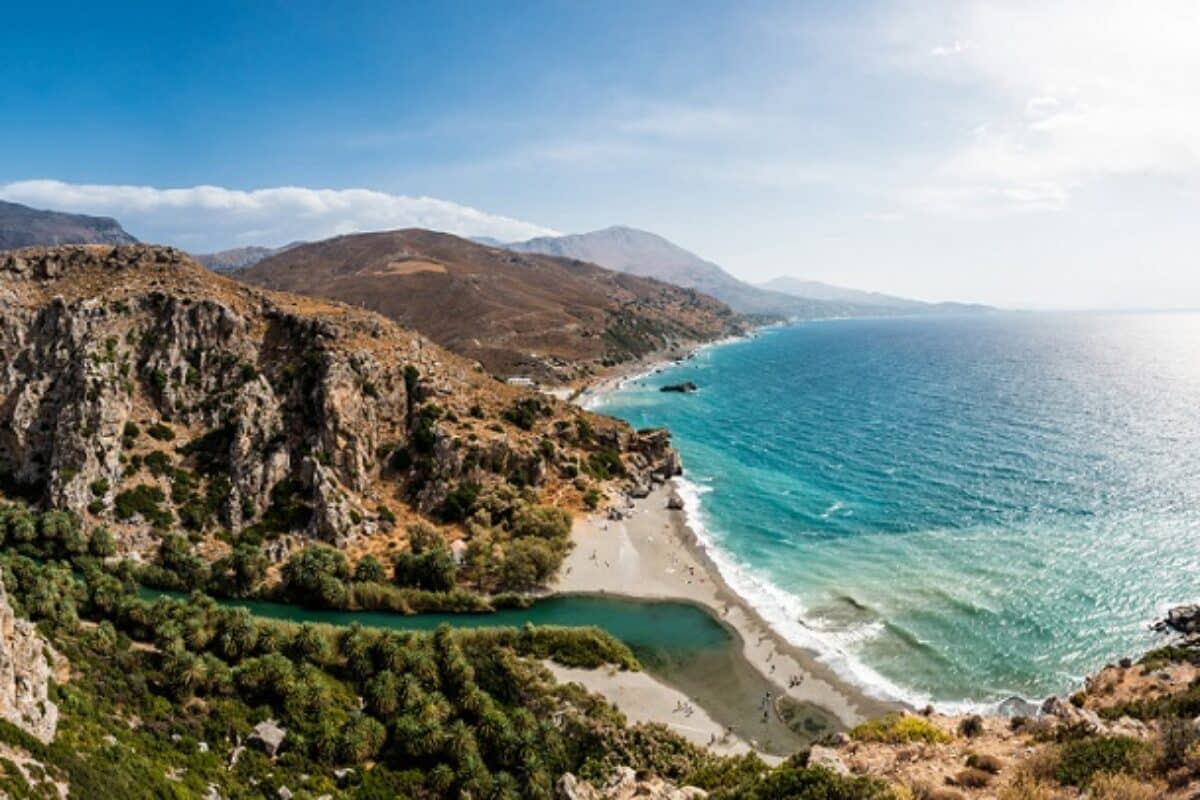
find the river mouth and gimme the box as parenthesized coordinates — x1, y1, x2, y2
(158, 590, 839, 755)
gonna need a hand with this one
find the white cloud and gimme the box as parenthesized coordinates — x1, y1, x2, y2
(890, 0, 1200, 214)
(0, 180, 559, 251)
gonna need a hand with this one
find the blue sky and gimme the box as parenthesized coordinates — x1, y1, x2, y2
(3, 1, 1199, 308)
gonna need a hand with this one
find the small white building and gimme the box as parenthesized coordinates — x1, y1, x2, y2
(449, 539, 468, 565)
(506, 376, 536, 388)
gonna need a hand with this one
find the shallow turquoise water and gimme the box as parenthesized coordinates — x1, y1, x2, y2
(592, 312, 1200, 709)
(212, 594, 732, 667)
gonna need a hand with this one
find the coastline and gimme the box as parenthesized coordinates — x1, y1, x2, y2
(546, 328, 909, 751)
(570, 332, 755, 409)
(554, 482, 900, 739)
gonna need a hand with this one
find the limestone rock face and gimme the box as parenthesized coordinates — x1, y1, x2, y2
(0, 581, 62, 743)
(0, 245, 686, 558)
(0, 246, 414, 546)
(556, 767, 706, 800)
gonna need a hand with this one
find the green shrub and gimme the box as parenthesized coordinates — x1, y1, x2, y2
(393, 523, 456, 591)
(440, 482, 480, 522)
(146, 423, 175, 441)
(179, 426, 234, 476)
(583, 488, 601, 510)
(498, 537, 560, 590)
(586, 448, 626, 479)
(256, 478, 312, 532)
(143, 450, 172, 477)
(1052, 735, 1153, 786)
(353, 555, 388, 584)
(709, 764, 894, 800)
(114, 485, 172, 528)
(410, 404, 443, 453)
(851, 713, 952, 744)
(1139, 646, 1198, 670)
(502, 398, 548, 430)
(958, 714, 984, 738)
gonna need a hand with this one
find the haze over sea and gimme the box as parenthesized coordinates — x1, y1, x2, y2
(592, 312, 1200, 711)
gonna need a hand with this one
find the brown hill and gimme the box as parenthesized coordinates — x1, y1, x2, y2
(0, 199, 138, 250)
(0, 245, 680, 580)
(237, 228, 744, 382)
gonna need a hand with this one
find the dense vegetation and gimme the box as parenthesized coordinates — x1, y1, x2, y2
(0, 503, 904, 798)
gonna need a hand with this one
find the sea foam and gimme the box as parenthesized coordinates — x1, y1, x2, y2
(674, 475, 1034, 715)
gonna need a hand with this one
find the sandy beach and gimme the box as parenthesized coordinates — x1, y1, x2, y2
(552, 481, 900, 751)
(545, 662, 768, 759)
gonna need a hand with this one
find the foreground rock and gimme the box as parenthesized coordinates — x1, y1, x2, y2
(1154, 604, 1200, 637)
(557, 767, 706, 799)
(0, 580, 63, 743)
(246, 719, 287, 757)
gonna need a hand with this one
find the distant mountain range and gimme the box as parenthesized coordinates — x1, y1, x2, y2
(0, 198, 988, 321)
(0, 200, 138, 250)
(503, 226, 987, 319)
(194, 242, 304, 273)
(759, 277, 991, 315)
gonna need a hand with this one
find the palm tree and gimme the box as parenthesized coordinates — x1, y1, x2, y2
(365, 670, 399, 716)
(164, 647, 208, 695)
(290, 622, 332, 665)
(217, 608, 259, 661)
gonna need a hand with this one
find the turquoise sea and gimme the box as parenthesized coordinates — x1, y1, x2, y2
(591, 312, 1200, 710)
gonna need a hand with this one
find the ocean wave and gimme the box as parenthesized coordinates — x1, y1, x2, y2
(673, 474, 1041, 716)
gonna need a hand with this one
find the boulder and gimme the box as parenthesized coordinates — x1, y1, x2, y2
(1155, 605, 1200, 636)
(807, 744, 851, 776)
(666, 495, 685, 511)
(247, 719, 287, 757)
(660, 382, 698, 393)
(1041, 696, 1103, 733)
(556, 766, 707, 799)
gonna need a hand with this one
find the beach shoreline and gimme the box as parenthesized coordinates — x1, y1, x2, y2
(554, 482, 900, 739)
(570, 332, 755, 409)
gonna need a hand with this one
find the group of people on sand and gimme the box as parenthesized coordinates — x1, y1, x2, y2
(707, 726, 736, 746)
(673, 699, 697, 717)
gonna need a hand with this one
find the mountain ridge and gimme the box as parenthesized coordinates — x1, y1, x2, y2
(0, 199, 138, 250)
(760, 276, 992, 314)
(506, 226, 991, 319)
(238, 228, 744, 383)
(506, 225, 828, 319)
(194, 243, 303, 273)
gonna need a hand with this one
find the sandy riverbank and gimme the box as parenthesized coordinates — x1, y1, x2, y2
(552, 483, 899, 743)
(545, 662, 768, 759)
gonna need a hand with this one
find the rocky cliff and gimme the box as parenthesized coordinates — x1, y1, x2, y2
(0, 245, 681, 561)
(0, 580, 62, 743)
